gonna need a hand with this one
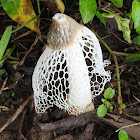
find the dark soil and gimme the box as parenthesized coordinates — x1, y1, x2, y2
(0, 0, 140, 140)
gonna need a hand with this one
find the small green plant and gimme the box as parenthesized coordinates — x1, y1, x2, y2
(118, 129, 129, 140)
(53, 132, 57, 137)
(79, 0, 140, 48)
(79, 0, 123, 24)
(97, 87, 126, 117)
(11, 92, 15, 97)
(97, 88, 129, 139)
(97, 87, 115, 117)
(0, 26, 12, 76)
(0, 26, 20, 76)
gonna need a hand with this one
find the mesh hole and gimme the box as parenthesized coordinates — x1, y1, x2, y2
(88, 67, 93, 72)
(89, 40, 93, 43)
(66, 80, 69, 87)
(65, 73, 68, 78)
(43, 85, 48, 92)
(59, 71, 64, 78)
(62, 60, 66, 69)
(88, 53, 92, 58)
(49, 73, 53, 81)
(85, 42, 90, 46)
(66, 88, 69, 94)
(54, 72, 58, 80)
(91, 74, 96, 81)
(60, 54, 64, 62)
(85, 58, 92, 66)
(82, 51, 86, 57)
(97, 76, 102, 83)
(84, 46, 89, 52)
(82, 36, 87, 40)
(55, 80, 60, 87)
(56, 64, 60, 70)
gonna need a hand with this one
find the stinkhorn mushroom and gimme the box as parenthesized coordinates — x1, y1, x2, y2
(32, 13, 111, 115)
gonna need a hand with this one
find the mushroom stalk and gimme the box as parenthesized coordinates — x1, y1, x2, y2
(64, 44, 94, 114)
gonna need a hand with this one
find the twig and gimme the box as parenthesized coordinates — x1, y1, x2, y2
(0, 94, 33, 133)
(38, 111, 96, 133)
(0, 77, 8, 95)
(123, 112, 140, 121)
(133, 95, 140, 102)
(12, 30, 34, 41)
(116, 122, 140, 132)
(111, 51, 130, 56)
(126, 101, 140, 107)
(19, 34, 40, 65)
(19, 109, 28, 140)
(111, 32, 131, 45)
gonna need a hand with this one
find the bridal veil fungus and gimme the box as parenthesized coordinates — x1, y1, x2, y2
(32, 13, 111, 116)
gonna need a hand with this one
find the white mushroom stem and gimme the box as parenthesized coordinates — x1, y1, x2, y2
(64, 43, 94, 114)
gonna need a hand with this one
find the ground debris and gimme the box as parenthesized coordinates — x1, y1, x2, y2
(38, 111, 96, 133)
(55, 134, 73, 140)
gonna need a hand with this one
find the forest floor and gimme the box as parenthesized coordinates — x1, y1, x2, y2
(0, 0, 140, 140)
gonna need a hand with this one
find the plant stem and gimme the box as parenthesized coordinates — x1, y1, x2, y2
(91, 29, 123, 114)
(37, 0, 41, 28)
(111, 51, 130, 56)
(123, 112, 140, 121)
(112, 54, 122, 113)
(91, 29, 112, 53)
(0, 43, 17, 65)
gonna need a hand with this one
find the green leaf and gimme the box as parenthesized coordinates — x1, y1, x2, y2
(132, 0, 140, 29)
(1, 0, 19, 17)
(53, 132, 57, 137)
(125, 53, 140, 63)
(136, 25, 140, 34)
(97, 104, 107, 117)
(0, 69, 4, 76)
(104, 88, 115, 99)
(11, 92, 15, 97)
(8, 56, 19, 61)
(132, 35, 140, 45)
(103, 12, 131, 43)
(0, 64, 3, 69)
(0, 43, 17, 65)
(101, 98, 106, 103)
(115, 16, 131, 43)
(110, 106, 113, 110)
(120, 103, 126, 109)
(102, 13, 115, 18)
(118, 129, 129, 140)
(0, 26, 12, 60)
(104, 100, 113, 108)
(79, 0, 97, 24)
(96, 11, 106, 27)
(110, 0, 123, 8)
(13, 0, 20, 8)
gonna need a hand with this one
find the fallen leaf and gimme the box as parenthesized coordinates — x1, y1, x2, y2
(115, 16, 131, 43)
(55, 0, 65, 13)
(1, 0, 40, 33)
